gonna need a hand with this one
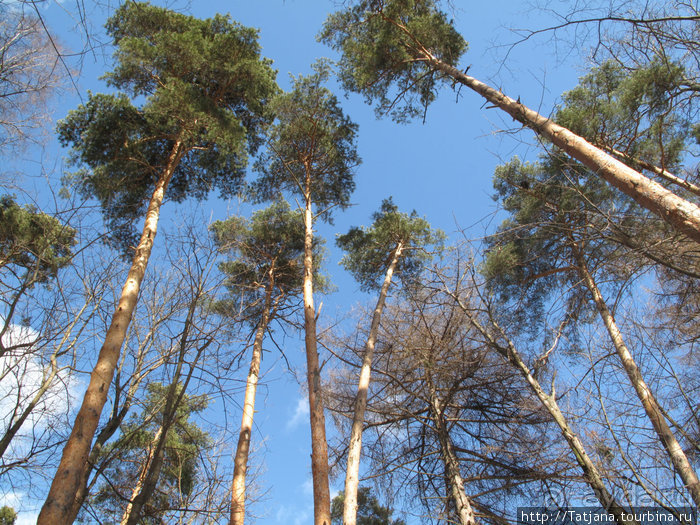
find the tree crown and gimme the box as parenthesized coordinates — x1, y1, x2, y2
(337, 197, 443, 291)
(320, 0, 466, 121)
(57, 2, 279, 252)
(0, 195, 76, 283)
(252, 62, 360, 218)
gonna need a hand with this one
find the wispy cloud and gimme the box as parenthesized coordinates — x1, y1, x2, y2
(286, 396, 309, 430)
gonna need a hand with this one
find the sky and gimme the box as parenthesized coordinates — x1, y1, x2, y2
(2, 0, 593, 522)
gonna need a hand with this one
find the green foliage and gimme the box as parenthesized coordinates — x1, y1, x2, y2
(211, 201, 309, 322)
(89, 382, 210, 523)
(320, 0, 466, 121)
(57, 2, 278, 253)
(556, 59, 690, 171)
(0, 506, 16, 525)
(0, 195, 75, 282)
(253, 62, 360, 218)
(331, 487, 405, 525)
(482, 156, 622, 327)
(337, 197, 443, 291)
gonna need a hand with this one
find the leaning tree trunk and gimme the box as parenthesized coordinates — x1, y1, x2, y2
(302, 174, 332, 525)
(230, 275, 275, 525)
(66, 329, 154, 523)
(343, 242, 403, 525)
(414, 51, 700, 243)
(429, 390, 477, 525)
(454, 295, 635, 524)
(572, 241, 700, 507)
(38, 135, 186, 525)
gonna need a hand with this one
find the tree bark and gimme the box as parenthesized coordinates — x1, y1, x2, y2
(343, 243, 403, 525)
(423, 56, 700, 243)
(302, 174, 332, 525)
(572, 241, 700, 507)
(38, 135, 185, 525)
(229, 275, 275, 525)
(429, 392, 477, 525)
(120, 425, 164, 525)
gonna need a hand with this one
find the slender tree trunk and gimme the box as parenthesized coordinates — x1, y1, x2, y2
(123, 285, 205, 525)
(229, 277, 275, 525)
(120, 425, 164, 525)
(451, 293, 635, 524)
(38, 135, 185, 525)
(302, 177, 331, 525)
(572, 242, 700, 506)
(429, 392, 477, 525)
(420, 54, 700, 243)
(343, 243, 403, 525)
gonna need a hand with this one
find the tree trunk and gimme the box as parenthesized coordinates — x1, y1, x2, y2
(572, 242, 700, 506)
(600, 145, 700, 198)
(66, 336, 153, 523)
(423, 56, 700, 243)
(38, 135, 185, 525)
(120, 425, 164, 525)
(429, 392, 477, 525)
(302, 179, 332, 525)
(229, 277, 275, 525)
(453, 295, 635, 524)
(343, 243, 403, 525)
(123, 285, 204, 525)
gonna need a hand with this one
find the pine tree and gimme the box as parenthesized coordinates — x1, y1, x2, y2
(336, 198, 442, 525)
(320, 0, 700, 242)
(40, 4, 278, 523)
(252, 61, 360, 525)
(211, 201, 308, 525)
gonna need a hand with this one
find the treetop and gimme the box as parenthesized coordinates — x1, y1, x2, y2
(337, 197, 443, 291)
(320, 0, 467, 122)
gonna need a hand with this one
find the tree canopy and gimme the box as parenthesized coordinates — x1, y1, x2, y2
(57, 2, 278, 251)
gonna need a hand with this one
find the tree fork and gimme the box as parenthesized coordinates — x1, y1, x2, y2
(38, 135, 185, 525)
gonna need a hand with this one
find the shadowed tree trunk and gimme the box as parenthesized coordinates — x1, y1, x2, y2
(302, 175, 332, 525)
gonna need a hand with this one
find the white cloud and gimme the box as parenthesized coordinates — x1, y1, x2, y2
(0, 323, 83, 460)
(302, 477, 313, 496)
(286, 396, 309, 430)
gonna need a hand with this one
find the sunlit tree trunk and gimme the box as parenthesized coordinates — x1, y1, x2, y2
(38, 135, 186, 525)
(343, 243, 403, 525)
(572, 241, 700, 507)
(422, 55, 700, 243)
(429, 390, 477, 525)
(230, 274, 275, 525)
(302, 166, 332, 525)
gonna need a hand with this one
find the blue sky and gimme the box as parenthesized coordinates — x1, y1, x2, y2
(3, 0, 590, 522)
